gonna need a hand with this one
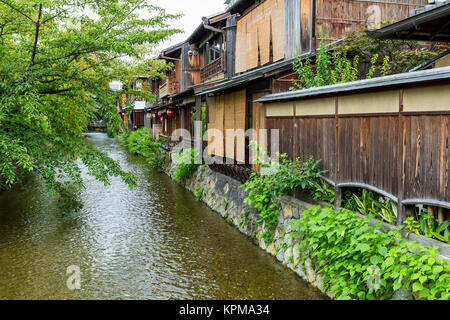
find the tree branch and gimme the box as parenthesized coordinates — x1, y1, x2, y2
(30, 4, 43, 65)
(38, 88, 72, 95)
(0, 0, 34, 23)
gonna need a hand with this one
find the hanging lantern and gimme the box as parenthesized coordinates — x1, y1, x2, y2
(158, 111, 163, 117)
(167, 109, 174, 117)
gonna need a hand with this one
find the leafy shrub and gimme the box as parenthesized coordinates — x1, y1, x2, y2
(340, 24, 440, 75)
(242, 154, 325, 244)
(173, 148, 200, 181)
(291, 27, 440, 90)
(116, 132, 130, 146)
(311, 179, 335, 203)
(341, 188, 397, 225)
(291, 39, 362, 90)
(352, 189, 397, 225)
(290, 206, 450, 300)
(414, 210, 450, 244)
(119, 128, 167, 169)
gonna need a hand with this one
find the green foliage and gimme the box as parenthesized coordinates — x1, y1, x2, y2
(342, 189, 359, 211)
(417, 212, 450, 244)
(311, 179, 335, 203)
(122, 128, 167, 170)
(351, 189, 397, 225)
(242, 154, 325, 244)
(0, 0, 181, 213)
(291, 26, 440, 90)
(342, 189, 397, 225)
(173, 148, 200, 181)
(404, 217, 420, 237)
(195, 187, 204, 201)
(291, 39, 362, 90)
(340, 24, 440, 75)
(290, 206, 450, 300)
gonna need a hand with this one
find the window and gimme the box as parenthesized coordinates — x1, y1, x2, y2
(205, 34, 223, 64)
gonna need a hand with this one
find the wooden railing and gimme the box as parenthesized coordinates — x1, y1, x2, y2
(159, 82, 168, 97)
(200, 57, 223, 82)
(169, 81, 179, 95)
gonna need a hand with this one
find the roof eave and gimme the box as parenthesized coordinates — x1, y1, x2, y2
(254, 66, 450, 103)
(367, 3, 450, 40)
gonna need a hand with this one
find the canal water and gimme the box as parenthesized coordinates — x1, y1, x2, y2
(0, 132, 325, 300)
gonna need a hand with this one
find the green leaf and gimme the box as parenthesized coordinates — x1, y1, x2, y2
(378, 246, 388, 256)
(370, 255, 381, 265)
(419, 276, 428, 284)
(432, 266, 443, 274)
(412, 281, 423, 292)
(383, 257, 395, 268)
(356, 243, 370, 253)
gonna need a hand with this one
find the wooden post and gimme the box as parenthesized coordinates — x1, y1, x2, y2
(335, 186, 342, 210)
(438, 207, 445, 224)
(334, 96, 341, 209)
(226, 15, 237, 79)
(397, 90, 405, 226)
(293, 103, 297, 161)
(195, 95, 203, 158)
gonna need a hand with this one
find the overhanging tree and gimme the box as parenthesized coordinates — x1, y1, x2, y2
(0, 0, 181, 213)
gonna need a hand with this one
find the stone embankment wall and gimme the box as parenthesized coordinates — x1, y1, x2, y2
(167, 163, 450, 300)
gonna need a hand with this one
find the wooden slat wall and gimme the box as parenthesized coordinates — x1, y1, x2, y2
(252, 92, 267, 169)
(338, 116, 399, 196)
(267, 117, 294, 160)
(235, 0, 284, 74)
(264, 83, 450, 209)
(208, 90, 246, 160)
(182, 43, 201, 90)
(315, 0, 426, 45)
(296, 117, 336, 181)
(300, 0, 312, 54)
(403, 116, 450, 202)
(284, 0, 301, 59)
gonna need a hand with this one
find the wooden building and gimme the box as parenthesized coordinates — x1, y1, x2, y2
(148, 9, 236, 144)
(257, 66, 450, 225)
(130, 77, 150, 131)
(200, 0, 426, 172)
(253, 3, 450, 225)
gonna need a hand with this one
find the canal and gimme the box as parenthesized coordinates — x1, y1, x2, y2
(0, 132, 325, 300)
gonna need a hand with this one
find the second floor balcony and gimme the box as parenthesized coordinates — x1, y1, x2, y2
(200, 56, 224, 82)
(159, 81, 168, 98)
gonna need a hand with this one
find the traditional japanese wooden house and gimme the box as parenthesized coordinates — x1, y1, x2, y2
(149, 9, 236, 144)
(254, 1, 450, 225)
(200, 0, 426, 177)
(128, 77, 150, 131)
(147, 42, 185, 138)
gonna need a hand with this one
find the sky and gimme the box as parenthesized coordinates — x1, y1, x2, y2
(150, 0, 227, 52)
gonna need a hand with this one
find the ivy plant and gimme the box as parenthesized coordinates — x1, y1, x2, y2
(241, 153, 324, 244)
(290, 206, 450, 300)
